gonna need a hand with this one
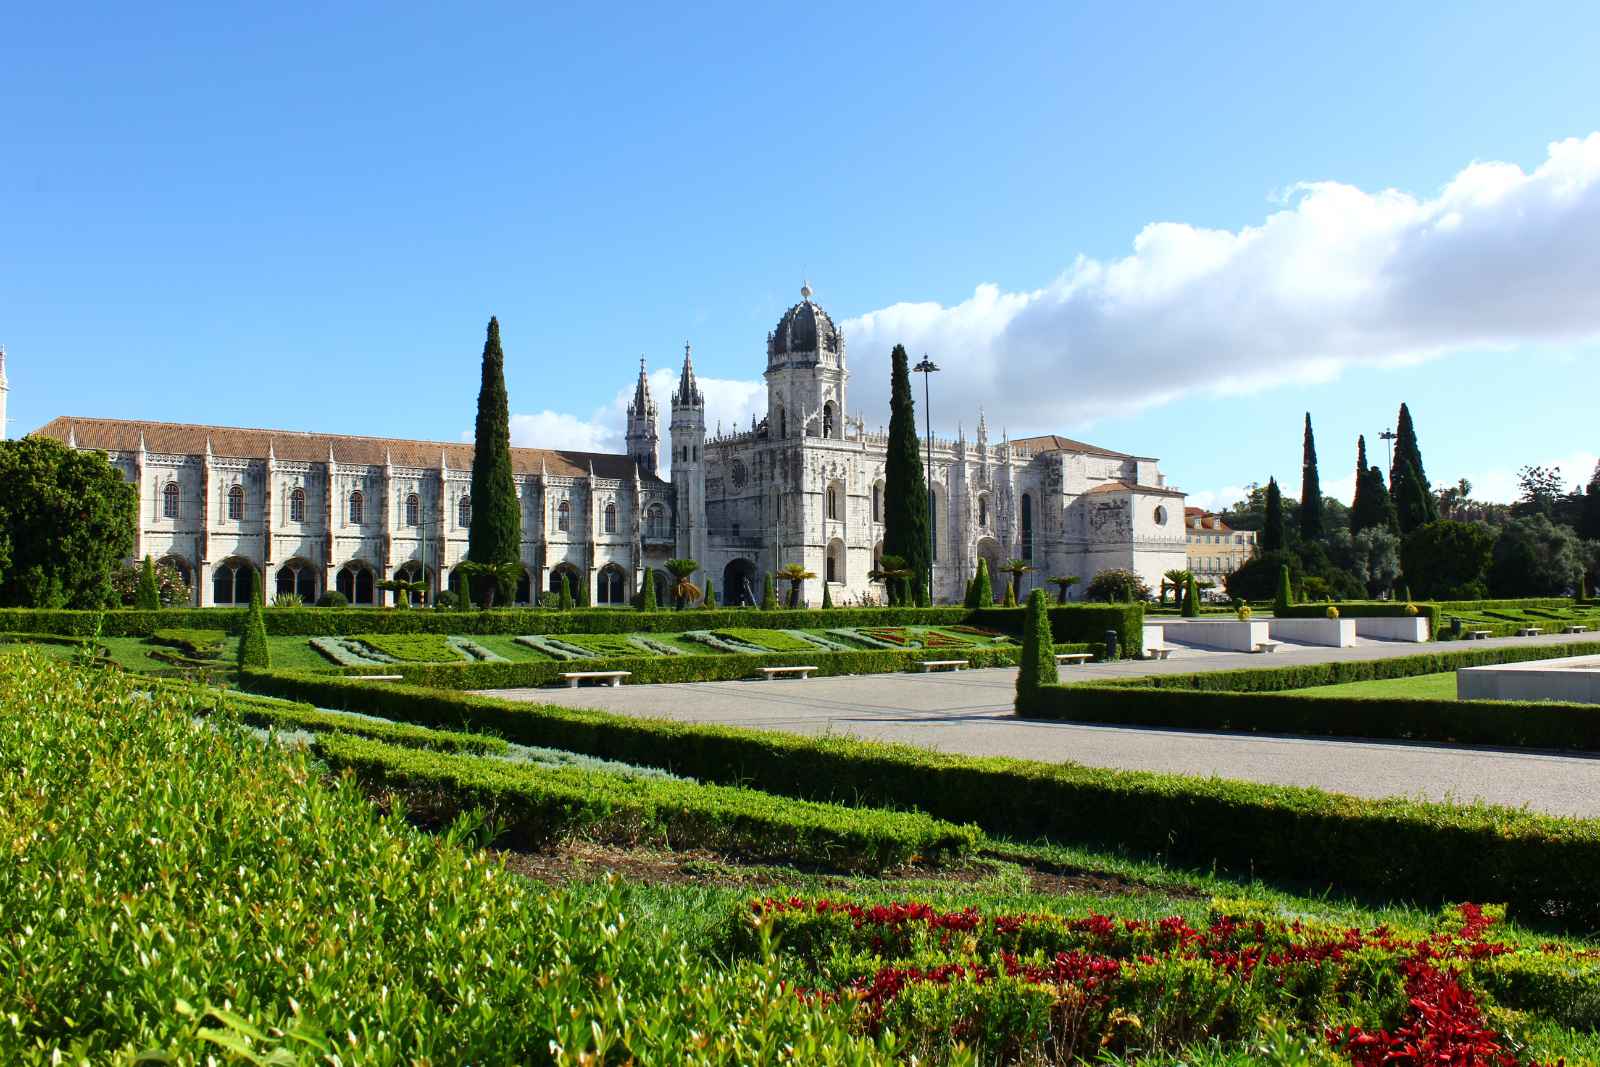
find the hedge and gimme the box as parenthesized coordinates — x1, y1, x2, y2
(316, 733, 979, 870)
(1278, 600, 1442, 637)
(0, 603, 1142, 653)
(1083, 640, 1600, 694)
(242, 669, 1600, 928)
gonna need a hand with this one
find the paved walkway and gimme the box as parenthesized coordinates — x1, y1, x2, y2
(478, 632, 1600, 818)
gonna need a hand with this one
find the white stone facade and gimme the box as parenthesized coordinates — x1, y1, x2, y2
(29, 285, 1187, 607)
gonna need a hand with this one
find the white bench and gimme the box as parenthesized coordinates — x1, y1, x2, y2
(1053, 652, 1094, 665)
(1466, 630, 1493, 640)
(1253, 642, 1282, 654)
(1564, 624, 1590, 634)
(757, 665, 816, 680)
(1144, 648, 1173, 661)
(561, 670, 631, 688)
(1516, 626, 1544, 637)
(360, 674, 404, 681)
(914, 659, 969, 672)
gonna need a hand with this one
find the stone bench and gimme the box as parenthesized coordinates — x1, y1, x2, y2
(1144, 648, 1173, 661)
(561, 670, 631, 688)
(1564, 624, 1590, 634)
(756, 665, 816, 680)
(1053, 652, 1094, 665)
(1516, 627, 1544, 637)
(1254, 642, 1282, 654)
(914, 659, 969, 672)
(1467, 630, 1493, 640)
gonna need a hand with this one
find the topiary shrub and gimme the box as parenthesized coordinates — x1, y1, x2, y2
(1014, 589, 1059, 710)
(1326, 605, 1340, 620)
(135, 556, 161, 612)
(703, 578, 717, 609)
(1274, 564, 1293, 615)
(433, 590, 459, 611)
(760, 573, 777, 612)
(1236, 604, 1252, 621)
(1181, 576, 1200, 618)
(317, 591, 349, 609)
(639, 572, 657, 613)
(237, 572, 271, 669)
(821, 582, 833, 609)
(973, 558, 994, 607)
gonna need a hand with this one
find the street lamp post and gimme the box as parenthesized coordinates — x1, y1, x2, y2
(913, 355, 939, 605)
(1378, 429, 1397, 477)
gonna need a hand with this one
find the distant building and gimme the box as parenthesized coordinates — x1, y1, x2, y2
(1185, 508, 1256, 581)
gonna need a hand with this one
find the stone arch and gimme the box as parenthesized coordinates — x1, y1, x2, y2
(275, 557, 319, 603)
(596, 562, 628, 605)
(212, 556, 257, 606)
(648, 568, 671, 604)
(722, 558, 758, 606)
(774, 400, 787, 439)
(825, 538, 846, 585)
(337, 560, 376, 605)
(822, 400, 837, 439)
(391, 560, 432, 606)
(826, 478, 845, 522)
(975, 537, 1004, 604)
(548, 561, 581, 598)
(1020, 492, 1034, 560)
(158, 553, 193, 589)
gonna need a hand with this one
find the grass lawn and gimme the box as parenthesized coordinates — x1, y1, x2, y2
(1291, 669, 1458, 700)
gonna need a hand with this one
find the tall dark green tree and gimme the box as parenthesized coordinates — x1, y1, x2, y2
(1350, 436, 1373, 536)
(135, 555, 162, 611)
(1579, 465, 1600, 542)
(1262, 478, 1286, 553)
(882, 345, 929, 599)
(0, 437, 135, 608)
(467, 317, 522, 606)
(1299, 414, 1324, 541)
(1390, 403, 1437, 534)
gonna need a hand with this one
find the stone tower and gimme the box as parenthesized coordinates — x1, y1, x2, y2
(670, 342, 707, 566)
(624, 358, 658, 474)
(764, 282, 847, 441)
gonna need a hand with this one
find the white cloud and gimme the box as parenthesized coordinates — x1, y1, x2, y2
(1468, 450, 1598, 504)
(509, 410, 619, 454)
(839, 134, 1600, 431)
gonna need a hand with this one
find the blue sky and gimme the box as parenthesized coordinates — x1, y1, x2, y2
(3, 1, 1598, 506)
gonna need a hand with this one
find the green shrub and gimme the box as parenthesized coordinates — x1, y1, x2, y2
(237, 573, 270, 670)
(317, 590, 348, 608)
(245, 667, 1600, 928)
(135, 555, 161, 612)
(972, 558, 993, 607)
(1274, 564, 1292, 614)
(639, 571, 657, 612)
(553, 632, 645, 657)
(354, 633, 466, 663)
(149, 628, 226, 657)
(317, 733, 977, 870)
(1, 654, 890, 1062)
(1014, 590, 1058, 708)
(760, 573, 777, 611)
(713, 628, 819, 653)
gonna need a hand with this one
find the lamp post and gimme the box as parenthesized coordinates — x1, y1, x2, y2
(913, 355, 939, 605)
(1378, 429, 1397, 477)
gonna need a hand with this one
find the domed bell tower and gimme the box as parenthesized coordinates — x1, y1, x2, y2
(765, 282, 847, 441)
(670, 343, 707, 564)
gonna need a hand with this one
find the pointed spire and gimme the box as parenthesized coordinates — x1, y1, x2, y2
(205, 435, 213, 458)
(267, 438, 275, 461)
(138, 429, 147, 453)
(384, 447, 393, 468)
(67, 422, 76, 448)
(629, 357, 653, 416)
(675, 341, 702, 407)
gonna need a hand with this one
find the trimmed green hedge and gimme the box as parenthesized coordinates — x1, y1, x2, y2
(242, 669, 1600, 928)
(1083, 640, 1600, 694)
(316, 733, 978, 870)
(1278, 600, 1441, 637)
(0, 602, 1143, 654)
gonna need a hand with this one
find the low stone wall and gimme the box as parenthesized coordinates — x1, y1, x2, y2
(1153, 620, 1270, 652)
(1266, 618, 1357, 647)
(1457, 655, 1600, 704)
(1353, 617, 1430, 643)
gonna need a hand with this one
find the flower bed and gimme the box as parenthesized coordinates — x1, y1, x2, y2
(712, 628, 820, 653)
(309, 636, 391, 666)
(721, 896, 1589, 1064)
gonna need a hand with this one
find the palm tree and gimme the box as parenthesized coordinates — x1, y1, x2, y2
(1000, 559, 1033, 606)
(775, 563, 816, 609)
(664, 558, 701, 610)
(1162, 568, 1194, 607)
(1048, 575, 1080, 604)
(868, 554, 912, 606)
(454, 560, 524, 611)
(376, 577, 427, 609)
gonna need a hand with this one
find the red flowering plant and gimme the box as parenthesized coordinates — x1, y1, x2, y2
(720, 897, 1585, 1065)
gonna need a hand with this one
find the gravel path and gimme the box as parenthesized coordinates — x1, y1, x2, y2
(477, 632, 1600, 817)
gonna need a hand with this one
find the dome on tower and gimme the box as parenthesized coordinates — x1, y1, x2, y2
(768, 282, 842, 363)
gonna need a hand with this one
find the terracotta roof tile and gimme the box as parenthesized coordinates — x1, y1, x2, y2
(31, 416, 662, 483)
(1010, 433, 1139, 460)
(1083, 480, 1185, 498)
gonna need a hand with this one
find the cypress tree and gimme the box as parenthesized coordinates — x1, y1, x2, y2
(135, 555, 161, 611)
(964, 574, 978, 609)
(1391, 404, 1436, 533)
(1015, 588, 1059, 708)
(882, 345, 930, 596)
(1578, 468, 1600, 542)
(1350, 436, 1372, 537)
(1002, 578, 1017, 608)
(237, 570, 270, 669)
(760, 572, 777, 611)
(1299, 413, 1323, 541)
(467, 317, 522, 605)
(1274, 564, 1293, 615)
(974, 557, 993, 607)
(1181, 575, 1200, 617)
(1262, 478, 1286, 552)
(558, 574, 573, 611)
(821, 581, 833, 609)
(639, 570, 657, 612)
(703, 577, 717, 609)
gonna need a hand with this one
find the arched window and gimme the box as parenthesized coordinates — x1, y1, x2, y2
(978, 493, 989, 528)
(405, 494, 420, 527)
(776, 403, 787, 439)
(603, 502, 617, 533)
(826, 539, 845, 585)
(227, 484, 244, 521)
(348, 490, 364, 525)
(827, 485, 840, 521)
(872, 481, 883, 523)
(275, 560, 319, 603)
(458, 495, 472, 529)
(289, 487, 306, 524)
(163, 482, 180, 519)
(597, 563, 627, 604)
(1021, 493, 1033, 560)
(645, 503, 667, 539)
(556, 500, 570, 532)
(211, 558, 253, 605)
(822, 402, 836, 439)
(336, 562, 375, 605)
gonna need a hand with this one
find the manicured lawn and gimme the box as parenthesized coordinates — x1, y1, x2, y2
(1292, 669, 1458, 700)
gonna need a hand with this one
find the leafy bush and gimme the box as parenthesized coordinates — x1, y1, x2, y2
(1402, 520, 1496, 600)
(1223, 550, 1300, 603)
(1015, 590, 1057, 703)
(149, 628, 226, 657)
(247, 667, 1600, 928)
(237, 575, 270, 669)
(355, 633, 467, 663)
(319, 733, 978, 870)
(111, 557, 191, 608)
(0, 654, 894, 1063)
(1086, 568, 1148, 603)
(316, 590, 349, 608)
